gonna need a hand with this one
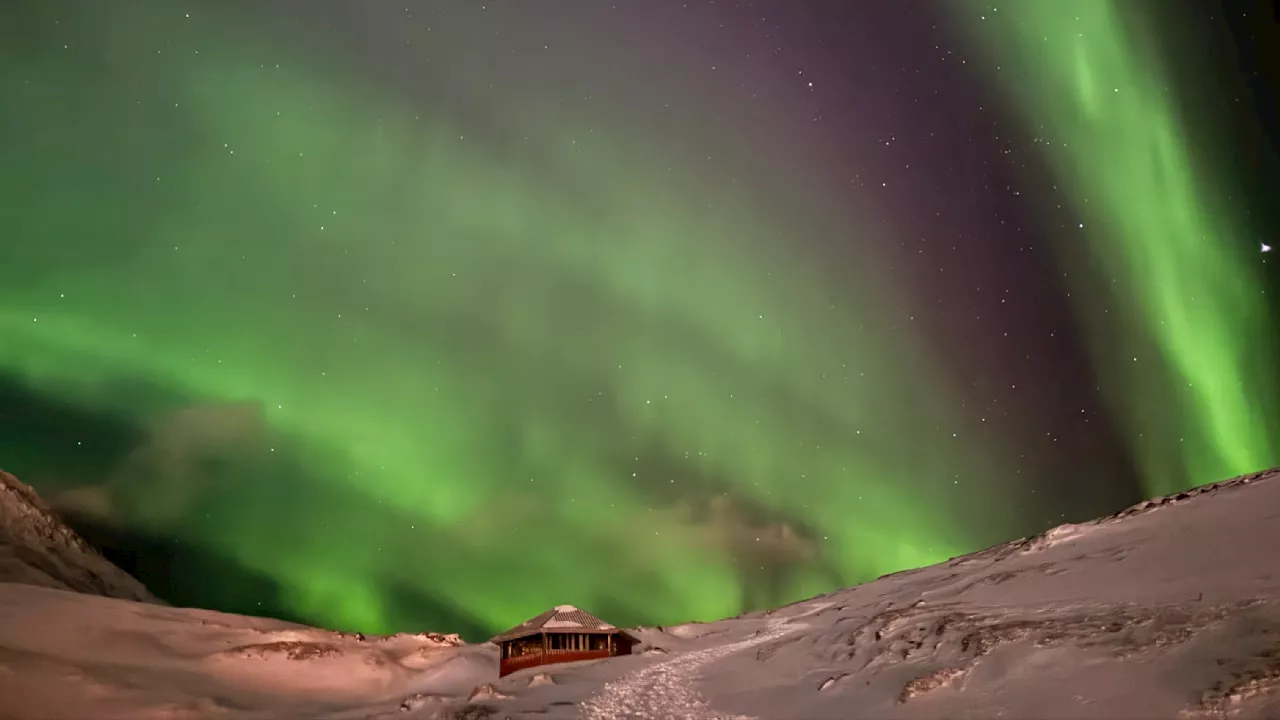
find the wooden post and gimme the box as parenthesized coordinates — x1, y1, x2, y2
(608, 634, 613, 655)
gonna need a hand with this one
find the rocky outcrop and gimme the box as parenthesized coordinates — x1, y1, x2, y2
(0, 468, 158, 602)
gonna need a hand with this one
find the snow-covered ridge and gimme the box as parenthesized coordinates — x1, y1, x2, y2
(0, 468, 157, 603)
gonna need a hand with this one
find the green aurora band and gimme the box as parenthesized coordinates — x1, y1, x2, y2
(0, 5, 1011, 635)
(4, 1, 1274, 638)
(963, 2, 1279, 495)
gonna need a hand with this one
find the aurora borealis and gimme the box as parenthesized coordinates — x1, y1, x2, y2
(963, 0, 1280, 497)
(1, 1, 1277, 640)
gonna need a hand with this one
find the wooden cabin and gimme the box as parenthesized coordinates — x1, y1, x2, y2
(492, 605, 637, 677)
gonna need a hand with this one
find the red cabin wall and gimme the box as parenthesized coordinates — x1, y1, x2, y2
(498, 648, 615, 677)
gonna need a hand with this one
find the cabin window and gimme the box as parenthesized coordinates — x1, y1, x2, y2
(509, 639, 539, 657)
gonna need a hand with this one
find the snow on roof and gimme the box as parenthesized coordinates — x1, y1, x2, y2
(490, 605, 624, 642)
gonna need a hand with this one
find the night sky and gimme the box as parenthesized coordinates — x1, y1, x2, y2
(1, 0, 1277, 642)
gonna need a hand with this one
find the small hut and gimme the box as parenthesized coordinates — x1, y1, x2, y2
(491, 605, 637, 677)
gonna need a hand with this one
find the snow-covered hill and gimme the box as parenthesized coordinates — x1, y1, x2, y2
(0, 469, 156, 604)
(0, 583, 478, 719)
(0, 467, 1277, 719)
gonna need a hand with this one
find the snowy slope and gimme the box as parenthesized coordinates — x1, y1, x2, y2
(0, 469, 157, 604)
(0, 584, 482, 719)
(0, 467, 1277, 719)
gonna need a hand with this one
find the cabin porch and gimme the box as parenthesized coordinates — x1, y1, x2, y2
(498, 631, 631, 677)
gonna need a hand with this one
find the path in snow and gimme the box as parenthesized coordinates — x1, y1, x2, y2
(579, 603, 831, 720)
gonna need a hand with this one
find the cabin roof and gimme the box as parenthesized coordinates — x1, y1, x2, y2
(490, 605, 629, 643)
